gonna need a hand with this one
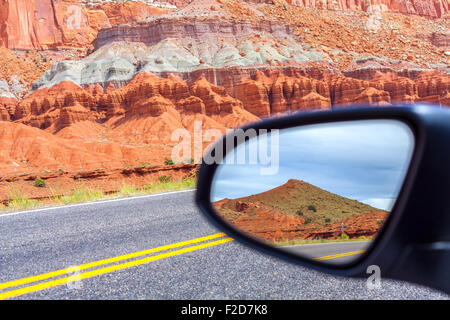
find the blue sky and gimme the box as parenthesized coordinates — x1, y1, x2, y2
(211, 120, 415, 211)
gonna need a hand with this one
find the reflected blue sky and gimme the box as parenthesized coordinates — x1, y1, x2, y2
(211, 120, 415, 211)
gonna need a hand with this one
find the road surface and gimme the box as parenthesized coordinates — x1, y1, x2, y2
(0, 190, 447, 299)
(282, 241, 372, 264)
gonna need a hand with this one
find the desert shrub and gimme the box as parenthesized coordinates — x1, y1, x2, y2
(164, 158, 174, 165)
(140, 163, 152, 168)
(325, 218, 331, 223)
(307, 204, 317, 212)
(158, 175, 173, 183)
(296, 210, 303, 216)
(303, 217, 312, 225)
(8, 188, 38, 210)
(34, 177, 46, 188)
(359, 235, 367, 240)
(342, 233, 349, 240)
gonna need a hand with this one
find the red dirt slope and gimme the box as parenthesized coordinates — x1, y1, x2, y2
(213, 179, 388, 242)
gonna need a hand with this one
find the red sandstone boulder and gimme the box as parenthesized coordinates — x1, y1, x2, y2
(189, 75, 244, 115)
(235, 79, 271, 117)
(353, 87, 391, 106)
(0, 96, 17, 121)
(95, 1, 172, 26)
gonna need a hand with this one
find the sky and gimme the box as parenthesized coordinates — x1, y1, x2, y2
(211, 120, 415, 211)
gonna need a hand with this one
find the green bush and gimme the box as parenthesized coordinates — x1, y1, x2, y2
(164, 158, 174, 165)
(158, 175, 173, 183)
(341, 233, 350, 240)
(303, 217, 312, 225)
(34, 177, 46, 188)
(325, 218, 331, 223)
(307, 204, 317, 212)
(296, 210, 303, 216)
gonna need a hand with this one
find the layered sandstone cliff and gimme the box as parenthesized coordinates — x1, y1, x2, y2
(93, 16, 295, 50)
(7, 69, 449, 130)
(10, 73, 259, 132)
(25, 0, 449, 119)
(1, 0, 447, 50)
(0, 0, 448, 178)
(0, 72, 261, 173)
(231, 68, 449, 116)
(34, 17, 324, 90)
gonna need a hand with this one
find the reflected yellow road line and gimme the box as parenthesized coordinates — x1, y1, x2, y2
(0, 233, 226, 291)
(0, 237, 233, 299)
(315, 250, 365, 261)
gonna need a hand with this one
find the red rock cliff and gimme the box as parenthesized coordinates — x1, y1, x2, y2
(0, 0, 98, 49)
(0, 0, 171, 50)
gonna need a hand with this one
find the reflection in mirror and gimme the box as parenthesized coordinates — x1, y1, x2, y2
(211, 120, 414, 265)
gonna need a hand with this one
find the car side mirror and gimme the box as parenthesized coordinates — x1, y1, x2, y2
(196, 105, 450, 294)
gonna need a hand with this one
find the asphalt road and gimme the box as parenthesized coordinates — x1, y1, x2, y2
(282, 241, 372, 264)
(0, 190, 448, 299)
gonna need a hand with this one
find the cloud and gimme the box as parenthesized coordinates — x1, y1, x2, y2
(361, 198, 396, 211)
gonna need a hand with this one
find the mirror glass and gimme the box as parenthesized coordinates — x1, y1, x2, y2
(211, 120, 415, 265)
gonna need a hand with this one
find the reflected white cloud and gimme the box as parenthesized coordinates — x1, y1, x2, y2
(361, 198, 396, 211)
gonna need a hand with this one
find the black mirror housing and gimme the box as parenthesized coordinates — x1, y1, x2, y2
(195, 104, 450, 294)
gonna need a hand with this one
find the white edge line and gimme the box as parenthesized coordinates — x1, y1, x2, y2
(0, 189, 196, 218)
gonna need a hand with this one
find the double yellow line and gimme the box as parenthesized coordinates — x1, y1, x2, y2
(0, 233, 233, 299)
(315, 250, 365, 261)
(0, 234, 365, 299)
